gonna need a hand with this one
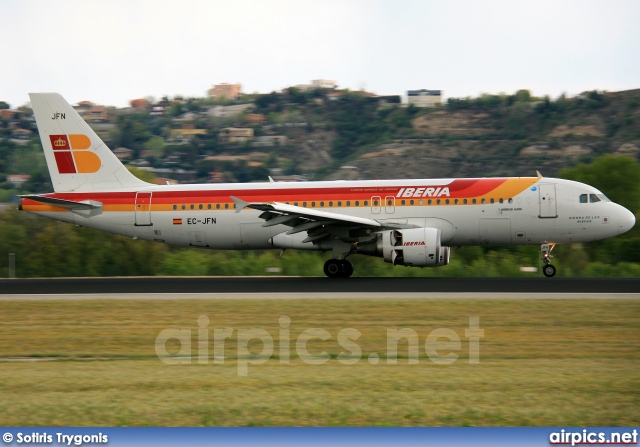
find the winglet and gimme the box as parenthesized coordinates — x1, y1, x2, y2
(536, 170, 543, 178)
(231, 196, 250, 213)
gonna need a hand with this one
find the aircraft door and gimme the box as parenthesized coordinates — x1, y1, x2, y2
(134, 192, 152, 226)
(538, 184, 558, 218)
(385, 196, 395, 214)
(371, 196, 381, 214)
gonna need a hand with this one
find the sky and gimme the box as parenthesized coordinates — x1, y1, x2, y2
(2, 0, 640, 108)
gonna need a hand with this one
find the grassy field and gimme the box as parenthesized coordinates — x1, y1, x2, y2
(0, 298, 638, 426)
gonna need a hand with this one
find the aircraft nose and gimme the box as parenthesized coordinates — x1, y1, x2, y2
(618, 207, 636, 235)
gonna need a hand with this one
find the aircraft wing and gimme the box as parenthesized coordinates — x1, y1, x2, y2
(231, 196, 402, 244)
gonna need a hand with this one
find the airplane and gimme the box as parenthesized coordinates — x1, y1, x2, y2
(19, 93, 636, 278)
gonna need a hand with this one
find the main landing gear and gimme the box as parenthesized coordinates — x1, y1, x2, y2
(324, 258, 354, 278)
(541, 243, 556, 277)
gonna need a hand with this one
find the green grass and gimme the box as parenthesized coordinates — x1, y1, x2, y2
(0, 298, 638, 426)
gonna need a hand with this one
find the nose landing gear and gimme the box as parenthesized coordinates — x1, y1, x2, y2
(541, 243, 556, 277)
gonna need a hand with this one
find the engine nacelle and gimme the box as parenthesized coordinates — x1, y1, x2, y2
(357, 228, 450, 267)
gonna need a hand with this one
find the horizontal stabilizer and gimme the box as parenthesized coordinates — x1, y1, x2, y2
(19, 195, 102, 210)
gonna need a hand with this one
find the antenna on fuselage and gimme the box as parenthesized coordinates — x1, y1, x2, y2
(536, 170, 543, 178)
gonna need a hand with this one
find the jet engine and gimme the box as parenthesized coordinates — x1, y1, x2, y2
(357, 228, 450, 267)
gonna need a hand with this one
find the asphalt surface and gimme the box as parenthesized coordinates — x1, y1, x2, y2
(0, 277, 638, 295)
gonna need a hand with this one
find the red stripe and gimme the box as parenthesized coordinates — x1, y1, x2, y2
(33, 178, 520, 205)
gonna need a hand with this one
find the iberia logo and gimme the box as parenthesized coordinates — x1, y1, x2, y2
(49, 134, 101, 174)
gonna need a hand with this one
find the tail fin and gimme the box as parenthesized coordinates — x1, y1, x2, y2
(29, 93, 152, 192)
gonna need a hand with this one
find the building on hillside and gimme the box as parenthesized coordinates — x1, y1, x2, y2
(205, 104, 254, 118)
(251, 136, 287, 147)
(85, 105, 110, 122)
(6, 174, 31, 187)
(407, 89, 442, 107)
(292, 79, 338, 91)
(168, 125, 207, 145)
(219, 127, 254, 144)
(113, 147, 133, 160)
(312, 79, 337, 89)
(208, 83, 242, 100)
(150, 104, 170, 117)
(172, 112, 199, 123)
(244, 113, 267, 125)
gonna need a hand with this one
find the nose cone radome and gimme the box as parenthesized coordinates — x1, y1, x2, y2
(618, 207, 636, 235)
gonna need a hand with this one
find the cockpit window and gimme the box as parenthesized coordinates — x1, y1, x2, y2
(589, 194, 601, 203)
(598, 194, 611, 202)
(579, 194, 588, 203)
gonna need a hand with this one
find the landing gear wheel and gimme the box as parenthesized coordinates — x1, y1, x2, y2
(543, 264, 556, 277)
(324, 259, 343, 278)
(323, 259, 354, 278)
(340, 259, 354, 278)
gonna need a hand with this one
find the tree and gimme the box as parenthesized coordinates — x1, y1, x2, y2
(127, 166, 157, 183)
(559, 155, 640, 264)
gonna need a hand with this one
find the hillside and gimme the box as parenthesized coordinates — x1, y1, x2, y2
(1, 88, 639, 196)
(322, 89, 640, 180)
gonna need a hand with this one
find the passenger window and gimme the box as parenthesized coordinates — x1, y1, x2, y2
(207, 204, 211, 210)
(346, 201, 350, 206)
(590, 194, 601, 203)
(173, 205, 177, 210)
(472, 199, 477, 204)
(579, 194, 588, 203)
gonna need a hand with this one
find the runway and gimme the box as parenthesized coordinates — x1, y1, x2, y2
(0, 276, 639, 298)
